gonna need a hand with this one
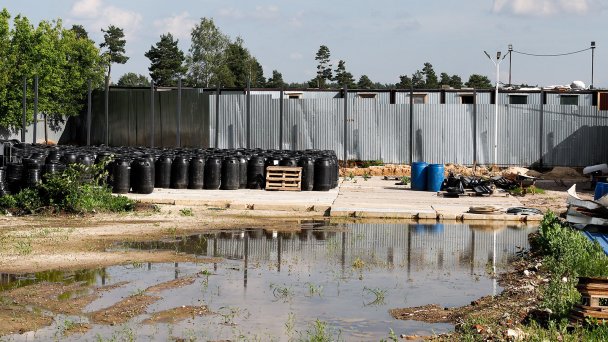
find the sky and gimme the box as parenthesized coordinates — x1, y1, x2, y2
(2, 0, 607, 88)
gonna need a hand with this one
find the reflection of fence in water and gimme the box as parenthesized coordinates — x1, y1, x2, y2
(206, 224, 533, 271)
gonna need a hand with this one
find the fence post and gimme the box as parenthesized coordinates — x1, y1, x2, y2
(87, 79, 91, 146)
(246, 79, 251, 149)
(33, 76, 38, 144)
(177, 78, 182, 147)
(409, 85, 414, 164)
(473, 89, 477, 164)
(279, 87, 284, 150)
(343, 84, 348, 165)
(21, 76, 27, 143)
(539, 90, 544, 168)
(104, 75, 109, 146)
(150, 81, 154, 147)
(215, 84, 220, 148)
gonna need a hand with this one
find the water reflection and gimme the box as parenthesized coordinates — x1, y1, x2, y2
(0, 222, 535, 340)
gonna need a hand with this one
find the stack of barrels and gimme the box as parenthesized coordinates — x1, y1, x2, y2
(0, 141, 340, 196)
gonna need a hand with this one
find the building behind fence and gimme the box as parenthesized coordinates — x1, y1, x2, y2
(55, 87, 608, 167)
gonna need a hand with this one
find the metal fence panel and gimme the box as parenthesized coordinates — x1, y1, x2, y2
(216, 94, 246, 149)
(250, 95, 280, 149)
(543, 105, 608, 166)
(377, 104, 410, 163)
(498, 105, 541, 166)
(349, 99, 380, 161)
(412, 104, 475, 164)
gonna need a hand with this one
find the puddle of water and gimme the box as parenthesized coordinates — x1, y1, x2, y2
(1, 223, 535, 341)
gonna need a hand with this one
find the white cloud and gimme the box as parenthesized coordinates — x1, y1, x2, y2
(252, 5, 280, 20)
(289, 11, 304, 28)
(70, 0, 101, 18)
(218, 5, 280, 21)
(492, 0, 591, 16)
(154, 12, 197, 40)
(70, 0, 142, 40)
(289, 52, 303, 60)
(218, 7, 245, 20)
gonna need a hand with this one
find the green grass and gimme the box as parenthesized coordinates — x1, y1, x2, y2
(0, 160, 134, 215)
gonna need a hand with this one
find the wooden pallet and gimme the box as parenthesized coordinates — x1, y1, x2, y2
(570, 277, 608, 323)
(265, 166, 302, 191)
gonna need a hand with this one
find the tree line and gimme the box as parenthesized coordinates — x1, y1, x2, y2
(0, 9, 495, 130)
(116, 18, 494, 90)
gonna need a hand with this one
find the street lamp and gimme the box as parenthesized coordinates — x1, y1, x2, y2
(591, 41, 596, 89)
(484, 50, 507, 166)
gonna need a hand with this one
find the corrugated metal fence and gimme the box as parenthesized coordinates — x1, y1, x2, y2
(84, 89, 608, 167)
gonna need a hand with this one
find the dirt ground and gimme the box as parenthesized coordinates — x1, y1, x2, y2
(0, 165, 590, 339)
(391, 257, 544, 340)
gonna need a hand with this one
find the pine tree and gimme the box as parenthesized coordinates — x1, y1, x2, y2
(99, 25, 128, 81)
(357, 75, 374, 89)
(334, 60, 355, 88)
(145, 33, 186, 86)
(314, 45, 332, 88)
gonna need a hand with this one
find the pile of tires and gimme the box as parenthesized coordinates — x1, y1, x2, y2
(0, 141, 340, 195)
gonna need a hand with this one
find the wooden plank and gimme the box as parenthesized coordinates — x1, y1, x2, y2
(267, 166, 302, 172)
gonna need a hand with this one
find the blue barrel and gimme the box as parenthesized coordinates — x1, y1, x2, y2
(411, 162, 428, 191)
(426, 164, 445, 192)
(594, 182, 608, 200)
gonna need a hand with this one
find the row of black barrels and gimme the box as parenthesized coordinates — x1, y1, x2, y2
(113, 154, 339, 194)
(0, 160, 68, 195)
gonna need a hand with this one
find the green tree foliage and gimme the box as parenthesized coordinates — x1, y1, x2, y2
(396, 75, 412, 89)
(422, 62, 438, 88)
(224, 37, 265, 88)
(266, 70, 286, 88)
(334, 60, 355, 88)
(99, 25, 128, 81)
(440, 72, 463, 89)
(145, 33, 186, 86)
(449, 74, 463, 89)
(411, 70, 425, 89)
(465, 74, 493, 88)
(186, 18, 230, 87)
(117, 73, 150, 87)
(357, 75, 373, 89)
(0, 10, 104, 129)
(71, 24, 88, 40)
(314, 45, 332, 88)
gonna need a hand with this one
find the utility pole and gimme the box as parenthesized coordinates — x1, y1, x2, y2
(484, 50, 507, 166)
(508, 44, 513, 87)
(591, 41, 596, 89)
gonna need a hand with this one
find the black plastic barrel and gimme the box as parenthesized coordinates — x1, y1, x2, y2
(43, 162, 66, 179)
(132, 158, 154, 194)
(298, 156, 315, 191)
(170, 155, 189, 189)
(24, 165, 42, 188)
(112, 158, 131, 194)
(6, 163, 24, 193)
(279, 156, 298, 167)
(220, 156, 240, 190)
(237, 156, 248, 189)
(247, 155, 266, 189)
(155, 155, 172, 188)
(188, 155, 205, 189)
(204, 156, 222, 190)
(313, 157, 332, 191)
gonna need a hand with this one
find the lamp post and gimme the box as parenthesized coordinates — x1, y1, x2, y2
(508, 44, 513, 87)
(484, 50, 506, 166)
(591, 41, 596, 89)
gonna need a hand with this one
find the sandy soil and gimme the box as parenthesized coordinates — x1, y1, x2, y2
(142, 305, 210, 325)
(391, 258, 543, 340)
(0, 206, 323, 274)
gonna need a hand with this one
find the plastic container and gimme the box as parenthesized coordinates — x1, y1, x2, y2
(313, 157, 332, 191)
(220, 156, 240, 190)
(410, 162, 428, 191)
(204, 156, 222, 190)
(594, 182, 608, 201)
(426, 164, 445, 192)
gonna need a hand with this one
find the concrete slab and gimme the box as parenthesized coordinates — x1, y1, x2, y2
(124, 177, 529, 222)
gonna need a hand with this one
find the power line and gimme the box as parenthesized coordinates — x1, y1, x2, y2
(512, 47, 591, 57)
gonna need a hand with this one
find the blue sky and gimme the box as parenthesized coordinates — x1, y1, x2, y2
(3, 0, 607, 87)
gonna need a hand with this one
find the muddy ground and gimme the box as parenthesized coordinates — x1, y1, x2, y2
(0, 174, 586, 339)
